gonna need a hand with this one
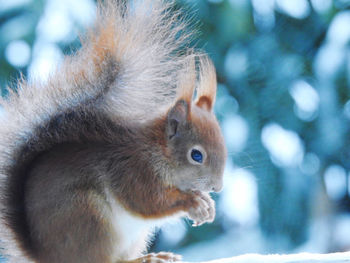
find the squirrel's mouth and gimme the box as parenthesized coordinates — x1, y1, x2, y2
(185, 182, 222, 193)
(202, 179, 223, 193)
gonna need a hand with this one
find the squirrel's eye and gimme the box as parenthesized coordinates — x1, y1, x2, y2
(191, 149, 203, 163)
(187, 145, 206, 165)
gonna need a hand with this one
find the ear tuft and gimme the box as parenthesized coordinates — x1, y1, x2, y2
(167, 100, 189, 139)
(195, 56, 217, 111)
(176, 55, 196, 104)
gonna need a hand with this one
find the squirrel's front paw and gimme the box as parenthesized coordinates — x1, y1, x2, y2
(187, 191, 215, 227)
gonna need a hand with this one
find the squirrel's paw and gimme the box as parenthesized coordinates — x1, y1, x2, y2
(137, 252, 182, 263)
(187, 191, 215, 227)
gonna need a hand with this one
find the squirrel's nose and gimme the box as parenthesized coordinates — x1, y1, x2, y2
(212, 181, 223, 193)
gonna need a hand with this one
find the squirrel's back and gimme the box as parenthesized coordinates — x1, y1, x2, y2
(0, 0, 199, 261)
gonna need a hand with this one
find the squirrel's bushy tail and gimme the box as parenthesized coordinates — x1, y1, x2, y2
(0, 0, 197, 261)
(92, 0, 196, 121)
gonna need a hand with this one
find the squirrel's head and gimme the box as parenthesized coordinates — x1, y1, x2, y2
(164, 56, 227, 193)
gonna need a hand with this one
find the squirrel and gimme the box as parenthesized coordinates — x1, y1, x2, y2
(0, 0, 227, 263)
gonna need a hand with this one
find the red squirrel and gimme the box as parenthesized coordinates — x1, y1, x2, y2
(0, 0, 227, 262)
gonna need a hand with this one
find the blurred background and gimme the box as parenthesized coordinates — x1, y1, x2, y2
(1, 0, 350, 261)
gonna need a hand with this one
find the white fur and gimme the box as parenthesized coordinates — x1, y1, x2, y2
(105, 189, 158, 260)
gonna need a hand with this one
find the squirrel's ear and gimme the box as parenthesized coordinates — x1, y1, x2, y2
(195, 56, 217, 112)
(167, 100, 189, 139)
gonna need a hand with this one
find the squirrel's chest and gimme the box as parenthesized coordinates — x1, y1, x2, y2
(106, 191, 159, 258)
